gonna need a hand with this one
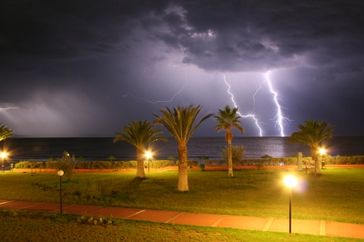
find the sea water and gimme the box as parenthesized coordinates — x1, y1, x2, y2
(3, 137, 364, 161)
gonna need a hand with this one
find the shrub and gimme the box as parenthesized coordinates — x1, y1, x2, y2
(222, 145, 244, 164)
(14, 161, 33, 168)
(55, 151, 75, 180)
(108, 155, 116, 162)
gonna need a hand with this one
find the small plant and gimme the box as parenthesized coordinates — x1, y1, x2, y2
(77, 215, 114, 226)
(108, 155, 116, 162)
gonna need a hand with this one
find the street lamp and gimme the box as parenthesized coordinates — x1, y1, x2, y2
(318, 147, 328, 169)
(57, 170, 64, 215)
(283, 174, 298, 234)
(318, 147, 327, 156)
(144, 150, 154, 173)
(0, 150, 9, 171)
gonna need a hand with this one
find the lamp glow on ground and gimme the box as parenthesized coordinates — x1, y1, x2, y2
(283, 174, 298, 234)
(144, 150, 154, 173)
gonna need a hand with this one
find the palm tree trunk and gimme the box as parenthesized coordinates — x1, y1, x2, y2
(310, 147, 319, 176)
(226, 130, 233, 177)
(177, 143, 189, 191)
(136, 149, 145, 178)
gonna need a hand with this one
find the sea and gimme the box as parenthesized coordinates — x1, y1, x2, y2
(3, 137, 364, 161)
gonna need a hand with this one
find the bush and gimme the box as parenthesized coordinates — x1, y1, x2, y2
(222, 145, 244, 164)
(14, 161, 33, 168)
(325, 155, 364, 164)
(55, 151, 75, 180)
(14, 159, 176, 170)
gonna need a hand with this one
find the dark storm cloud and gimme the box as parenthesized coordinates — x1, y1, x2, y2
(1, 0, 364, 136)
(145, 0, 364, 72)
(0, 0, 170, 71)
(3, 0, 363, 79)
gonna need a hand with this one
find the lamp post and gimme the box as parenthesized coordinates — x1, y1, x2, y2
(57, 170, 64, 215)
(0, 150, 9, 171)
(318, 147, 327, 169)
(283, 174, 298, 234)
(144, 150, 154, 173)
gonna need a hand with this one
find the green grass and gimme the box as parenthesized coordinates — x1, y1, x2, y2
(0, 211, 359, 242)
(0, 168, 364, 223)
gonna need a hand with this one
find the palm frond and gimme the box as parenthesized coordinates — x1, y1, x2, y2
(0, 124, 13, 141)
(214, 105, 244, 134)
(155, 105, 212, 144)
(114, 120, 164, 150)
(289, 120, 333, 147)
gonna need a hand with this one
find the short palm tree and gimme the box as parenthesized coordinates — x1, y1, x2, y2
(290, 120, 333, 176)
(155, 105, 212, 191)
(0, 124, 12, 142)
(114, 120, 163, 178)
(215, 106, 243, 177)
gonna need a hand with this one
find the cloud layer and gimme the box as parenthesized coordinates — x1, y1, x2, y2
(1, 0, 364, 136)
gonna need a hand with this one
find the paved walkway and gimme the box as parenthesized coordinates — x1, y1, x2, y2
(1, 199, 364, 240)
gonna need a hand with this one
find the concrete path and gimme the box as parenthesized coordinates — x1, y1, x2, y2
(1, 199, 363, 240)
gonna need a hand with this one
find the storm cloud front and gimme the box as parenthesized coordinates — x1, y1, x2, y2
(1, 0, 364, 136)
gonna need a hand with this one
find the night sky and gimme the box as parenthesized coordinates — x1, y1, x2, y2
(1, 0, 364, 137)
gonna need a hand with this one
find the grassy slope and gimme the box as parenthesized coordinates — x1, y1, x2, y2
(0, 168, 363, 223)
(0, 212, 359, 242)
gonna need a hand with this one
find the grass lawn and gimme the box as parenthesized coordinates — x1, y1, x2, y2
(0, 211, 359, 242)
(0, 168, 363, 223)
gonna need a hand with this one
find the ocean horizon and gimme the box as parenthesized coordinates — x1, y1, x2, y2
(3, 136, 364, 161)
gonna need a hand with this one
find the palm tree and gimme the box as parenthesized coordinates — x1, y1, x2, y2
(114, 120, 163, 178)
(155, 105, 212, 191)
(215, 106, 243, 177)
(0, 124, 12, 142)
(290, 120, 333, 176)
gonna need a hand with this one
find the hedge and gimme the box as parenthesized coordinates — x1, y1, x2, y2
(14, 160, 177, 169)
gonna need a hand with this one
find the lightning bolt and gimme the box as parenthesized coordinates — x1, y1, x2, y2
(252, 81, 263, 105)
(223, 75, 263, 137)
(122, 84, 186, 105)
(264, 71, 288, 137)
(145, 84, 185, 104)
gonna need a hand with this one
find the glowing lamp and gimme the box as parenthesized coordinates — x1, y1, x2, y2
(144, 149, 154, 173)
(57, 170, 64, 177)
(318, 147, 327, 156)
(144, 150, 154, 160)
(0, 150, 9, 160)
(283, 174, 298, 189)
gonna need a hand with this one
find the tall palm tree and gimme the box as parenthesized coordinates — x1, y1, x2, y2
(290, 120, 333, 176)
(155, 105, 212, 191)
(114, 120, 163, 178)
(215, 106, 243, 177)
(0, 124, 12, 142)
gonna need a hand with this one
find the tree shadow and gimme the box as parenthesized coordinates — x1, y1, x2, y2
(113, 177, 146, 202)
(123, 177, 146, 192)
